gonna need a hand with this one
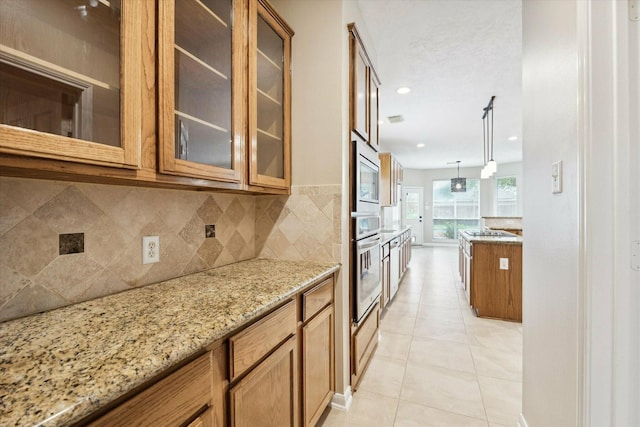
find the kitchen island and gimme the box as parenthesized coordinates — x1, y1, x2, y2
(459, 230, 522, 322)
(0, 259, 339, 426)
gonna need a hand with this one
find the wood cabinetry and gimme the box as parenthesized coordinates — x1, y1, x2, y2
(471, 242, 522, 321)
(380, 242, 391, 310)
(1, 0, 292, 195)
(379, 153, 403, 206)
(0, 0, 143, 169)
(89, 348, 224, 427)
(248, 0, 293, 190)
(230, 336, 298, 427)
(80, 273, 336, 427)
(158, 0, 244, 183)
(351, 304, 379, 390)
(348, 23, 380, 151)
(300, 277, 334, 427)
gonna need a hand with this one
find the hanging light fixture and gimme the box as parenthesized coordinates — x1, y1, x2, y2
(451, 161, 466, 192)
(481, 96, 497, 179)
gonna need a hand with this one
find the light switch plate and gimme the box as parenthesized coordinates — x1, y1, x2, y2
(500, 258, 509, 270)
(552, 161, 563, 194)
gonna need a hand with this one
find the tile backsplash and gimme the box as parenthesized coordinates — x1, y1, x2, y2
(0, 178, 341, 322)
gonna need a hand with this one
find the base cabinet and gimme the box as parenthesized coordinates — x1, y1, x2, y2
(351, 305, 379, 390)
(229, 336, 299, 427)
(302, 305, 334, 427)
(81, 273, 336, 427)
(89, 350, 221, 427)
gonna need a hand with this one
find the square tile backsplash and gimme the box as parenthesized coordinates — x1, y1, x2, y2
(0, 177, 256, 321)
(0, 178, 341, 322)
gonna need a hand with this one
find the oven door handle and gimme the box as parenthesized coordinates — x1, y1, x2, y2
(357, 237, 381, 251)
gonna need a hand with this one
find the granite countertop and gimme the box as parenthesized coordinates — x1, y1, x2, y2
(0, 258, 340, 426)
(460, 230, 522, 245)
(380, 226, 412, 244)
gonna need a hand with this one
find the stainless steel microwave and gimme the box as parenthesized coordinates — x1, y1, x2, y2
(353, 140, 380, 214)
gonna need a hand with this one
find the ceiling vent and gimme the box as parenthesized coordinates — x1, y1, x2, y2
(387, 115, 404, 123)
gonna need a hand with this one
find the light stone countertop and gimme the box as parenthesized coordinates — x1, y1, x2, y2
(460, 230, 523, 245)
(0, 258, 340, 426)
(380, 226, 412, 244)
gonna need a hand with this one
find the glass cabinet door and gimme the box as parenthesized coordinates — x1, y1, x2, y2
(158, 0, 243, 183)
(249, 0, 292, 190)
(0, 0, 142, 168)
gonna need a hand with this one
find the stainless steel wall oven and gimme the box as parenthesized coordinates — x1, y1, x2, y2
(352, 140, 382, 325)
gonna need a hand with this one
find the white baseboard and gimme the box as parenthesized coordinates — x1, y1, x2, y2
(330, 386, 353, 411)
(517, 413, 529, 427)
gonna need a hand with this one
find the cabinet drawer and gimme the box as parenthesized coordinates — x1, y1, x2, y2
(353, 306, 379, 376)
(302, 277, 333, 322)
(89, 352, 212, 427)
(229, 300, 296, 381)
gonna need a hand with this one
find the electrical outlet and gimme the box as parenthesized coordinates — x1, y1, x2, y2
(142, 236, 160, 264)
(500, 257, 509, 270)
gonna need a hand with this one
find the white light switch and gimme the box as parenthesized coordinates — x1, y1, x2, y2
(552, 161, 563, 193)
(500, 258, 509, 270)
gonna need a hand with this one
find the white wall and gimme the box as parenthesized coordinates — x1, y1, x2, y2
(521, 1, 580, 426)
(402, 162, 522, 244)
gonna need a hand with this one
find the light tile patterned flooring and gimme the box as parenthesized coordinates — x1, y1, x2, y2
(320, 246, 522, 427)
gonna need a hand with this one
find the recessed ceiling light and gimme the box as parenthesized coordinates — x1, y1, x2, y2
(508, 136, 518, 141)
(416, 143, 425, 148)
(397, 87, 411, 95)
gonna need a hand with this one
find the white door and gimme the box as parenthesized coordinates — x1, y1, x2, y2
(403, 187, 423, 245)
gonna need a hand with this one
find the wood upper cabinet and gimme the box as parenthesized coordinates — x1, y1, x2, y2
(348, 23, 380, 151)
(369, 73, 380, 151)
(248, 0, 293, 190)
(0, 0, 143, 169)
(158, 0, 245, 183)
(379, 152, 403, 206)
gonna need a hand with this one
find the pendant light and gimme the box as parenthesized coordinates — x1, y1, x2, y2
(481, 96, 497, 179)
(451, 161, 466, 192)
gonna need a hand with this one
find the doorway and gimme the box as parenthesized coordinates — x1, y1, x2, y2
(403, 186, 423, 245)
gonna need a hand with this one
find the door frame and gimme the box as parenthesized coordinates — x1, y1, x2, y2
(402, 186, 424, 245)
(577, 1, 639, 426)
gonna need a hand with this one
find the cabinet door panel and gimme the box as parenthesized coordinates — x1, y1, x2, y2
(0, 0, 142, 168)
(229, 336, 298, 427)
(302, 305, 334, 427)
(369, 75, 380, 151)
(248, 0, 292, 190)
(158, 0, 244, 183)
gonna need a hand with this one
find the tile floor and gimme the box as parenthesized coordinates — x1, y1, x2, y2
(320, 246, 523, 427)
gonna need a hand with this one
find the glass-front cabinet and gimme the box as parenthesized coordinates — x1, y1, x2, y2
(249, 0, 293, 190)
(158, 0, 244, 183)
(0, 0, 143, 168)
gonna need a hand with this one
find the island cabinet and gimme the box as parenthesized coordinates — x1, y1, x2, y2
(348, 23, 381, 152)
(471, 242, 522, 322)
(1, 0, 292, 195)
(0, 0, 144, 169)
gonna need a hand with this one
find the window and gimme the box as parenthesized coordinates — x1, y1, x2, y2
(496, 176, 517, 216)
(432, 179, 480, 239)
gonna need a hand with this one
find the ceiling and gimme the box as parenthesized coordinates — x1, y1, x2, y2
(357, 0, 523, 170)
